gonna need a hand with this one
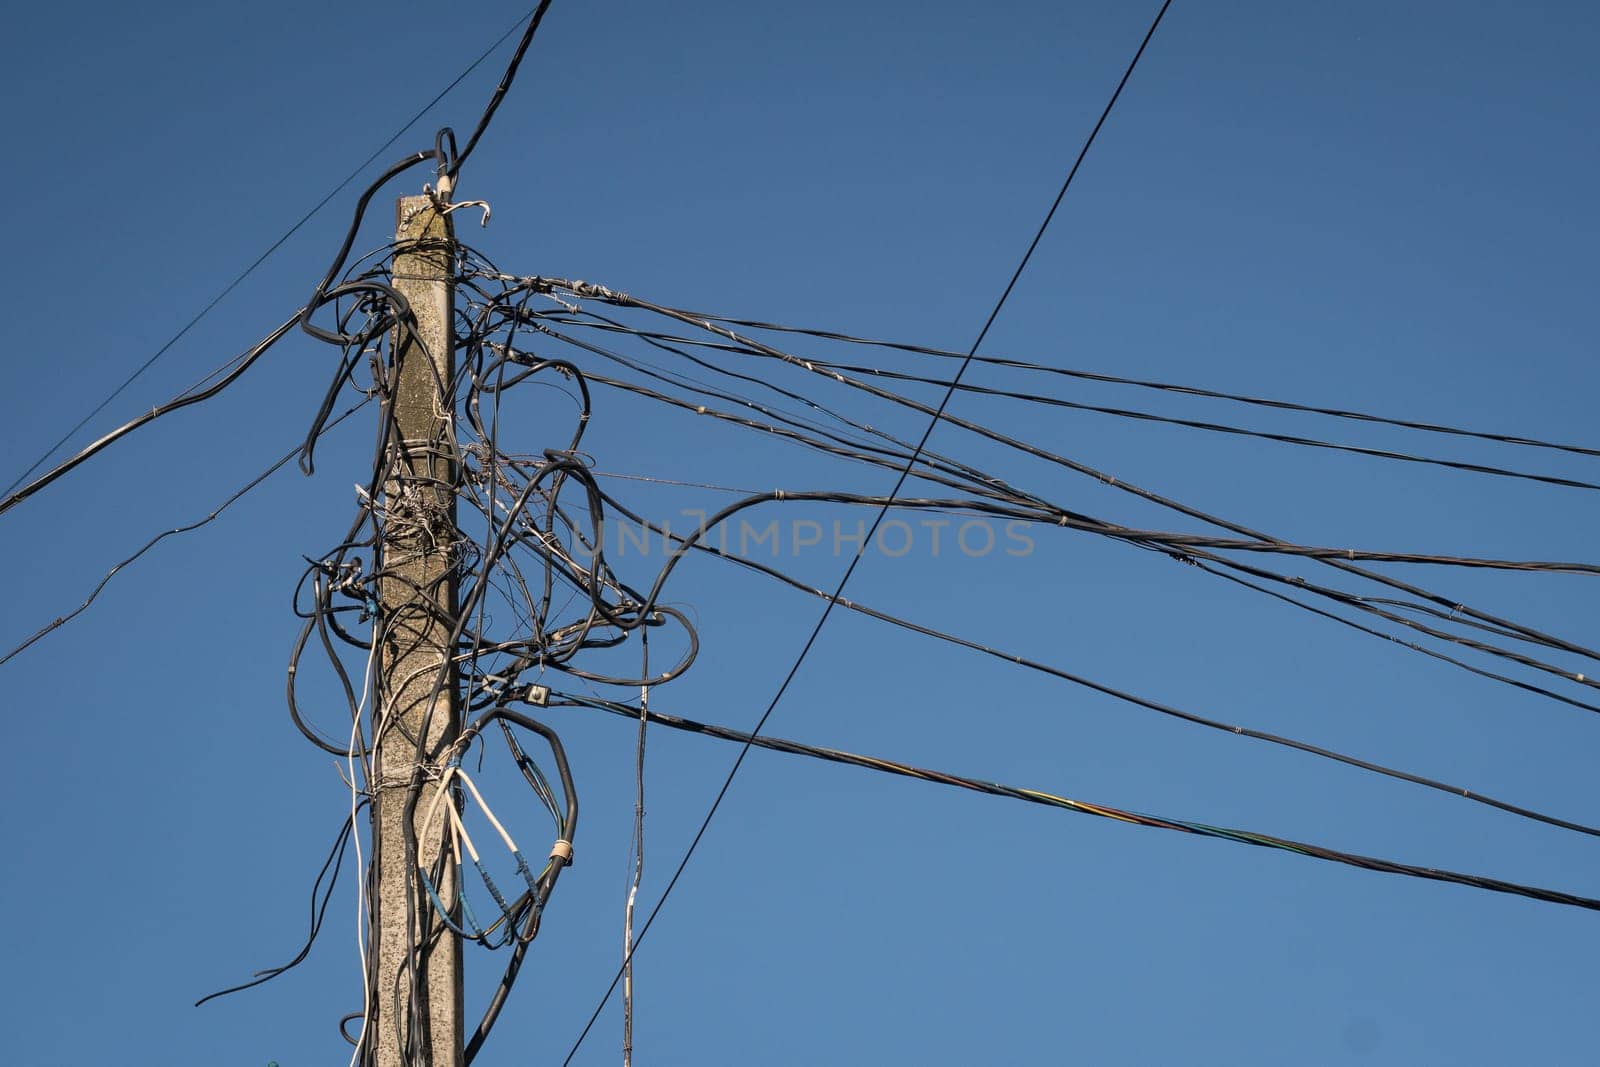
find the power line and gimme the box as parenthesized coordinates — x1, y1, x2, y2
(557, 692, 1600, 913)
(0, 3, 544, 501)
(0, 312, 301, 520)
(0, 397, 370, 669)
(680, 315, 1600, 461)
(448, 0, 557, 183)
(582, 487, 1600, 838)
(559, 1, 1176, 1058)
(539, 313, 1600, 487)
(591, 293, 1600, 670)
(194, 810, 361, 1006)
(518, 298, 1600, 713)
(721, 353, 1600, 492)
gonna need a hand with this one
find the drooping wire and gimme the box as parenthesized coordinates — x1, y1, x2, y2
(0, 312, 299, 520)
(580, 487, 1600, 838)
(195, 809, 362, 1006)
(283, 236, 686, 1061)
(530, 285, 1600, 691)
(0, 398, 370, 670)
(0, 3, 545, 501)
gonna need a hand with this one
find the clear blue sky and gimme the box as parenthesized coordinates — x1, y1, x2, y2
(2, 1, 1598, 1063)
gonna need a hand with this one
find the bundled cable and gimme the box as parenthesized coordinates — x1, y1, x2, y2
(559, 691, 1600, 912)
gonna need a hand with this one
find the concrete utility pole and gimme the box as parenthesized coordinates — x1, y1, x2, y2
(372, 194, 463, 1066)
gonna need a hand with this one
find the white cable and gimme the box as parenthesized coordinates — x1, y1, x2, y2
(623, 636, 649, 1067)
(456, 768, 520, 854)
(347, 638, 380, 1067)
(421, 764, 469, 860)
(444, 791, 478, 864)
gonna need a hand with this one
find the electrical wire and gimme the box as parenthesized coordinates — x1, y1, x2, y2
(0, 312, 299, 520)
(284, 235, 663, 1061)
(559, 2, 1175, 1056)
(503, 286, 1600, 714)
(583, 489, 1600, 838)
(195, 809, 362, 1006)
(623, 630, 649, 1067)
(0, 399, 370, 670)
(674, 315, 1600, 461)
(749, 356, 1600, 493)
(448, 0, 557, 184)
(539, 286, 1600, 687)
(558, 693, 1600, 912)
(0, 4, 545, 501)
(542, 315, 1600, 491)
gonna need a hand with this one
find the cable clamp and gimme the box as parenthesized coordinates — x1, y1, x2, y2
(549, 839, 574, 865)
(775, 489, 786, 501)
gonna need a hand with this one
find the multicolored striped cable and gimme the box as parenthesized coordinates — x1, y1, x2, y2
(555, 691, 1600, 913)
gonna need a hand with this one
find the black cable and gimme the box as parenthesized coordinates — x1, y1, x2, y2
(737, 355, 1600, 493)
(559, 2, 1175, 1057)
(194, 810, 360, 1006)
(1179, 553, 1600, 716)
(577, 363, 1600, 704)
(460, 706, 579, 1062)
(585, 488, 1600, 838)
(0, 312, 299, 520)
(308, 229, 1600, 1059)
(532, 300, 1600, 718)
(541, 315, 1600, 491)
(515, 290, 1600, 704)
(579, 290, 1600, 670)
(0, 399, 370, 670)
(0, 6, 542, 501)
(677, 317, 1600, 461)
(448, 0, 557, 182)
(292, 266, 625, 1062)
(559, 694, 1600, 912)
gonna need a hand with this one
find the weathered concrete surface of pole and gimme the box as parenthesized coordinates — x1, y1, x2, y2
(374, 194, 462, 1066)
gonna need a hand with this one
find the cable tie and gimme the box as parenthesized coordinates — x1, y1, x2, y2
(550, 839, 574, 865)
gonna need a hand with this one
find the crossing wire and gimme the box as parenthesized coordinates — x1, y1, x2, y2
(558, 692, 1600, 913)
(560, 1, 1177, 1059)
(0, 3, 545, 501)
